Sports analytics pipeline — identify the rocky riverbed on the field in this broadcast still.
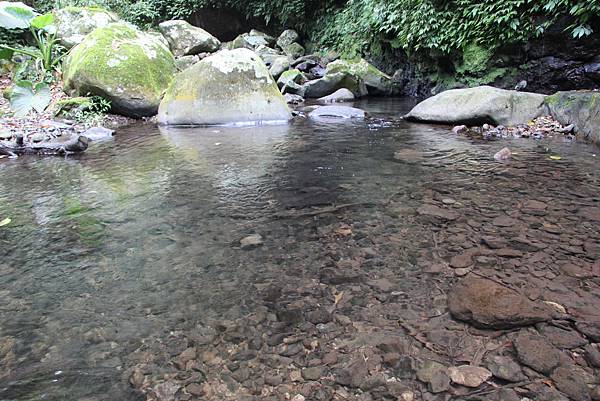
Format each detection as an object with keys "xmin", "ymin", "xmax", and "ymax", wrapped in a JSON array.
[{"xmin": 3, "ymin": 100, "xmax": 595, "ymax": 401}]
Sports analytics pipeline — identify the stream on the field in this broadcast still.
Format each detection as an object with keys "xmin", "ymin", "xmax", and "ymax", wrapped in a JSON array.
[{"xmin": 1, "ymin": 99, "xmax": 599, "ymax": 401}]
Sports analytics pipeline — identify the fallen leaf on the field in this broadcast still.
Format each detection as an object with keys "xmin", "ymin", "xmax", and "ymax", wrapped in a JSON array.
[
  {"xmin": 334, "ymin": 291, "xmax": 344, "ymax": 306},
  {"xmin": 334, "ymin": 225, "xmax": 353, "ymax": 236},
  {"xmin": 0, "ymin": 218, "xmax": 11, "ymax": 227},
  {"xmin": 550, "ymin": 155, "xmax": 562, "ymax": 160}
]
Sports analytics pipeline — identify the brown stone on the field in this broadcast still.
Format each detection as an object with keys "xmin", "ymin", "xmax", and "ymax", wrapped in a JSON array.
[
  {"xmin": 514, "ymin": 332, "xmax": 562, "ymax": 374},
  {"xmin": 417, "ymin": 204, "xmax": 460, "ymax": 221},
  {"xmin": 448, "ymin": 277, "xmax": 552, "ymax": 329}
]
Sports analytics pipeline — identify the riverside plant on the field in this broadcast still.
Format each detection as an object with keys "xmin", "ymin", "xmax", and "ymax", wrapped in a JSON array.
[{"xmin": 0, "ymin": 2, "xmax": 64, "ymax": 73}]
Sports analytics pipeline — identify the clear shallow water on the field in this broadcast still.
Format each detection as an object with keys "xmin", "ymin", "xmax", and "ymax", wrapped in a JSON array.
[{"xmin": 0, "ymin": 98, "xmax": 599, "ymax": 400}]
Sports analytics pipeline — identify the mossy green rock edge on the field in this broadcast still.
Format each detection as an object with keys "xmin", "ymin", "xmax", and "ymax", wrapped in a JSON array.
[
  {"xmin": 63, "ymin": 22, "xmax": 176, "ymax": 118},
  {"xmin": 326, "ymin": 59, "xmax": 393, "ymax": 96},
  {"xmin": 545, "ymin": 91, "xmax": 600, "ymax": 144},
  {"xmin": 158, "ymin": 48, "xmax": 291, "ymax": 126}
]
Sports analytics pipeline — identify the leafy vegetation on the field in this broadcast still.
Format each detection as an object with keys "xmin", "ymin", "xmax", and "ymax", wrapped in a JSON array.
[
  {"xmin": 8, "ymin": 79, "xmax": 51, "ymax": 117},
  {"xmin": 0, "ymin": 2, "xmax": 64, "ymax": 73}
]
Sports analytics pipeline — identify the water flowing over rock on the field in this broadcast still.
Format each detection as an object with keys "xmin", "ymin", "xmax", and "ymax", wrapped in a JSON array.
[
  {"xmin": 158, "ymin": 48, "xmax": 291, "ymax": 126},
  {"xmin": 63, "ymin": 22, "xmax": 176, "ymax": 118},
  {"xmin": 326, "ymin": 59, "xmax": 393, "ymax": 96},
  {"xmin": 54, "ymin": 7, "xmax": 119, "ymax": 49},
  {"xmin": 158, "ymin": 20, "xmax": 220, "ymax": 56},
  {"xmin": 545, "ymin": 91, "xmax": 600, "ymax": 144},
  {"xmin": 404, "ymin": 86, "xmax": 548, "ymax": 126},
  {"xmin": 447, "ymin": 277, "xmax": 553, "ymax": 329}
]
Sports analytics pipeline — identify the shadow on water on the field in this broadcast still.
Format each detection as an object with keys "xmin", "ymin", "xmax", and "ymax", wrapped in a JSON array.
[{"xmin": 0, "ymin": 98, "xmax": 599, "ymax": 400}]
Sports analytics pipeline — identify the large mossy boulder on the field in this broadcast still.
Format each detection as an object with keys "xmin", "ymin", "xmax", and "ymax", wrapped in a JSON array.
[
  {"xmin": 158, "ymin": 48, "xmax": 291, "ymax": 126},
  {"xmin": 158, "ymin": 20, "xmax": 220, "ymax": 56},
  {"xmin": 545, "ymin": 91, "xmax": 600, "ymax": 144},
  {"xmin": 63, "ymin": 22, "xmax": 176, "ymax": 118},
  {"xmin": 404, "ymin": 86, "xmax": 548, "ymax": 126},
  {"xmin": 326, "ymin": 59, "xmax": 393, "ymax": 96},
  {"xmin": 54, "ymin": 6, "xmax": 119, "ymax": 49}
]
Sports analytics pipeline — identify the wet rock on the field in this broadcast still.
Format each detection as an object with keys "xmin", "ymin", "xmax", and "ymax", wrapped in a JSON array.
[
  {"xmin": 494, "ymin": 147, "xmax": 512, "ymax": 161},
  {"xmin": 429, "ymin": 370, "xmax": 451, "ymax": 393},
  {"xmin": 551, "ymin": 366, "xmax": 591, "ymax": 401},
  {"xmin": 539, "ymin": 324, "xmax": 588, "ymax": 349},
  {"xmin": 584, "ymin": 344, "xmax": 600, "ymax": 368},
  {"xmin": 485, "ymin": 355, "xmax": 527, "ymax": 382},
  {"xmin": 448, "ymin": 277, "xmax": 552, "ymax": 329},
  {"xmin": 82, "ymin": 126, "xmax": 114, "ymax": 141},
  {"xmin": 284, "ymin": 93, "xmax": 304, "ymax": 105},
  {"xmin": 447, "ymin": 365, "xmax": 492, "ymax": 388},
  {"xmin": 452, "ymin": 125, "xmax": 468, "ymax": 134},
  {"xmin": 316, "ymin": 88, "xmax": 355, "ymax": 104},
  {"xmin": 334, "ymin": 359, "xmax": 368, "ymax": 388},
  {"xmin": 514, "ymin": 331, "xmax": 562, "ymax": 374},
  {"xmin": 417, "ymin": 204, "xmax": 459, "ymax": 221},
  {"xmin": 306, "ymin": 308, "xmax": 332, "ymax": 325},
  {"xmin": 302, "ymin": 366, "xmax": 324, "ymax": 381},
  {"xmin": 576, "ymin": 318, "xmax": 600, "ymax": 342},
  {"xmin": 240, "ymin": 234, "xmax": 263, "ymax": 250},
  {"xmin": 309, "ymin": 106, "xmax": 366, "ymax": 119}
]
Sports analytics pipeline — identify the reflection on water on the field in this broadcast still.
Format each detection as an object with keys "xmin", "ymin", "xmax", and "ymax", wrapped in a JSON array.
[{"xmin": 0, "ymin": 98, "xmax": 598, "ymax": 400}]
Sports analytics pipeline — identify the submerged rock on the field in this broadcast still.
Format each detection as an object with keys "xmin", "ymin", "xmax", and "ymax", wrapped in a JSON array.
[
  {"xmin": 448, "ymin": 277, "xmax": 553, "ymax": 329},
  {"xmin": 54, "ymin": 6, "xmax": 119, "ymax": 49},
  {"xmin": 404, "ymin": 86, "xmax": 548, "ymax": 126},
  {"xmin": 158, "ymin": 20, "xmax": 220, "ymax": 56},
  {"xmin": 158, "ymin": 48, "xmax": 291, "ymax": 126},
  {"xmin": 63, "ymin": 22, "xmax": 176, "ymax": 118}
]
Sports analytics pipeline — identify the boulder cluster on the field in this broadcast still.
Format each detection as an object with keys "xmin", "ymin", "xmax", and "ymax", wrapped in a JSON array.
[{"xmin": 56, "ymin": 9, "xmax": 393, "ymax": 126}]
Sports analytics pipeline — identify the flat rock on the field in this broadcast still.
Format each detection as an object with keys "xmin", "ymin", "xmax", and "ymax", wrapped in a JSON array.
[
  {"xmin": 485, "ymin": 355, "xmax": 527, "ymax": 382},
  {"xmin": 576, "ymin": 318, "xmax": 600, "ymax": 342},
  {"xmin": 514, "ymin": 331, "xmax": 562, "ymax": 374},
  {"xmin": 82, "ymin": 126, "xmax": 115, "ymax": 141},
  {"xmin": 539, "ymin": 325, "xmax": 588, "ymax": 349},
  {"xmin": 448, "ymin": 277, "xmax": 553, "ymax": 329},
  {"xmin": 240, "ymin": 234, "xmax": 263, "ymax": 249},
  {"xmin": 491, "ymin": 215, "xmax": 519, "ymax": 227},
  {"xmin": 447, "ymin": 365, "xmax": 492, "ymax": 388},
  {"xmin": 551, "ymin": 366, "xmax": 591, "ymax": 401},
  {"xmin": 309, "ymin": 105, "xmax": 365, "ymax": 119},
  {"xmin": 417, "ymin": 204, "xmax": 459, "ymax": 221}
]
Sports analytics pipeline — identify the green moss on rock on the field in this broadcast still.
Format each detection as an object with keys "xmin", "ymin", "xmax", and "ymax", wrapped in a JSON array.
[
  {"xmin": 63, "ymin": 22, "xmax": 176, "ymax": 118},
  {"xmin": 326, "ymin": 59, "xmax": 392, "ymax": 96}
]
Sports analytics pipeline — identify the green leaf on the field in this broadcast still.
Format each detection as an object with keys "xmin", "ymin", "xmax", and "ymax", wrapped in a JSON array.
[
  {"xmin": 9, "ymin": 80, "xmax": 51, "ymax": 117},
  {"xmin": 0, "ymin": 1, "xmax": 37, "ymax": 29},
  {"xmin": 30, "ymin": 13, "xmax": 53, "ymax": 30},
  {"xmin": 0, "ymin": 46, "xmax": 13, "ymax": 60}
]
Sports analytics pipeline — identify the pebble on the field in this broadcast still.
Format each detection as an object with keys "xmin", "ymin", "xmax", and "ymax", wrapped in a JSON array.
[
  {"xmin": 447, "ymin": 365, "xmax": 492, "ymax": 388},
  {"xmin": 494, "ymin": 147, "xmax": 512, "ymax": 161},
  {"xmin": 240, "ymin": 234, "xmax": 264, "ymax": 249}
]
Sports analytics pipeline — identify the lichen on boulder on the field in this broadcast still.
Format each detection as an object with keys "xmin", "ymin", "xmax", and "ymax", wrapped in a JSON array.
[
  {"xmin": 326, "ymin": 59, "xmax": 393, "ymax": 96},
  {"xmin": 158, "ymin": 48, "xmax": 291, "ymax": 126},
  {"xmin": 545, "ymin": 91, "xmax": 600, "ymax": 144},
  {"xmin": 158, "ymin": 20, "xmax": 220, "ymax": 56},
  {"xmin": 53, "ymin": 6, "xmax": 119, "ymax": 49},
  {"xmin": 404, "ymin": 86, "xmax": 548, "ymax": 126},
  {"xmin": 63, "ymin": 22, "xmax": 176, "ymax": 118}
]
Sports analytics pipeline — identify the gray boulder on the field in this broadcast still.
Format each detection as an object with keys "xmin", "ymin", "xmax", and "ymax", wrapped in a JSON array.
[
  {"xmin": 545, "ymin": 91, "xmax": 600, "ymax": 144},
  {"xmin": 317, "ymin": 88, "xmax": 355, "ymax": 104},
  {"xmin": 309, "ymin": 106, "xmax": 365, "ymax": 119},
  {"xmin": 404, "ymin": 86, "xmax": 548, "ymax": 126},
  {"xmin": 269, "ymin": 56, "xmax": 291, "ymax": 80},
  {"xmin": 175, "ymin": 55, "xmax": 200, "ymax": 71},
  {"xmin": 158, "ymin": 20, "xmax": 220, "ymax": 56},
  {"xmin": 277, "ymin": 29, "xmax": 299, "ymax": 48},
  {"xmin": 54, "ymin": 7, "xmax": 119, "ymax": 49},
  {"xmin": 281, "ymin": 42, "xmax": 305, "ymax": 59},
  {"xmin": 158, "ymin": 48, "xmax": 291, "ymax": 126},
  {"xmin": 326, "ymin": 59, "xmax": 393, "ymax": 96},
  {"xmin": 303, "ymin": 73, "xmax": 367, "ymax": 98},
  {"xmin": 255, "ymin": 45, "xmax": 284, "ymax": 65},
  {"xmin": 249, "ymin": 29, "xmax": 275, "ymax": 46}
]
